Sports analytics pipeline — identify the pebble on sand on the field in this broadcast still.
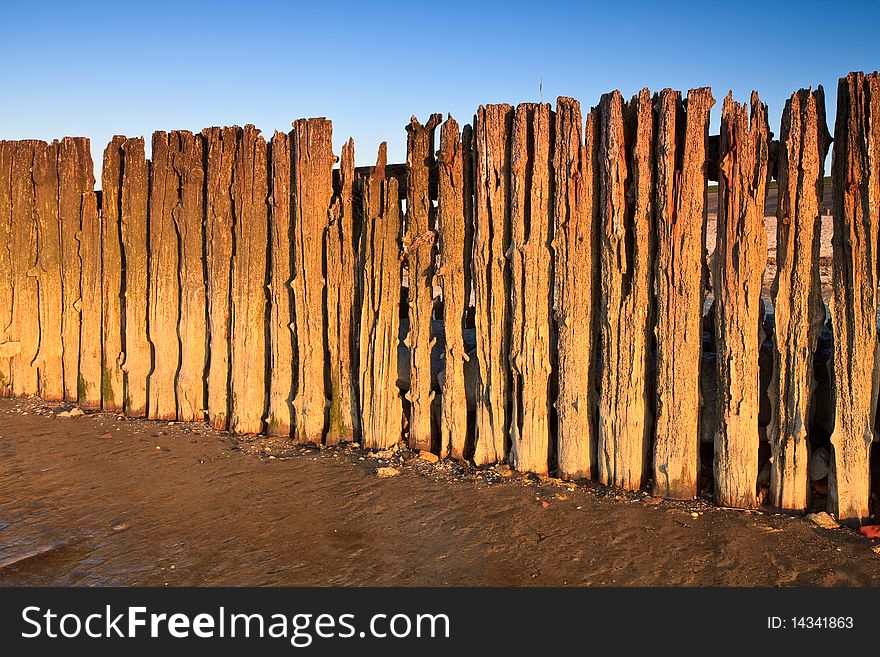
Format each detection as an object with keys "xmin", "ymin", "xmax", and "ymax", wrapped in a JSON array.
[
  {"xmin": 57, "ymin": 408, "xmax": 84, "ymax": 418},
  {"xmin": 807, "ymin": 512, "xmax": 839, "ymax": 530},
  {"xmin": 377, "ymin": 467, "xmax": 401, "ymax": 478}
]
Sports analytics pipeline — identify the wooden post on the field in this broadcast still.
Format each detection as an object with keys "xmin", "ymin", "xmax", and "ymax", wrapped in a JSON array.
[
  {"xmin": 120, "ymin": 137, "xmax": 151, "ymax": 417},
  {"xmin": 32, "ymin": 140, "xmax": 64, "ymax": 401},
  {"xmin": 291, "ymin": 118, "xmax": 333, "ymax": 443},
  {"xmin": 828, "ymin": 72, "xmax": 880, "ymax": 524},
  {"xmin": 174, "ymin": 131, "xmax": 206, "ymax": 422},
  {"xmin": 652, "ymin": 87, "xmax": 714, "ymax": 499},
  {"xmin": 404, "ymin": 114, "xmax": 442, "ymax": 453},
  {"xmin": 437, "ymin": 117, "xmax": 471, "ymax": 460},
  {"xmin": 100, "ymin": 136, "xmax": 125, "ymax": 411},
  {"xmin": 553, "ymin": 98, "xmax": 598, "ymax": 481},
  {"xmin": 268, "ymin": 130, "xmax": 294, "ymax": 436},
  {"xmin": 358, "ymin": 144, "xmax": 404, "ymax": 450},
  {"xmin": 0, "ymin": 141, "xmax": 13, "ymax": 396},
  {"xmin": 148, "ymin": 132, "xmax": 181, "ymax": 420},
  {"xmin": 597, "ymin": 90, "xmax": 654, "ymax": 491},
  {"xmin": 713, "ymin": 92, "xmax": 769, "ymax": 509},
  {"xmin": 509, "ymin": 103, "xmax": 553, "ymax": 475},
  {"xmin": 78, "ymin": 188, "xmax": 102, "ymax": 409},
  {"xmin": 230, "ymin": 125, "xmax": 268, "ymax": 435},
  {"xmin": 326, "ymin": 137, "xmax": 360, "ymax": 444},
  {"xmin": 9, "ymin": 141, "xmax": 40, "ymax": 397},
  {"xmin": 472, "ymin": 104, "xmax": 512, "ymax": 466},
  {"xmin": 58, "ymin": 137, "xmax": 90, "ymax": 402},
  {"xmin": 770, "ymin": 87, "xmax": 830, "ymax": 512},
  {"xmin": 203, "ymin": 126, "xmax": 239, "ymax": 431}
]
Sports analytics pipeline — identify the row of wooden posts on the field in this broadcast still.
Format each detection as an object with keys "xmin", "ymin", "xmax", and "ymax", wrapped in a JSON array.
[{"xmin": 0, "ymin": 72, "xmax": 878, "ymax": 524}]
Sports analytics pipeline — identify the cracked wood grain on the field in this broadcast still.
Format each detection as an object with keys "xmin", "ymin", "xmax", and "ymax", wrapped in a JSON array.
[
  {"xmin": 147, "ymin": 132, "xmax": 181, "ymax": 420},
  {"xmin": 713, "ymin": 91, "xmax": 769, "ymax": 509},
  {"xmin": 597, "ymin": 90, "xmax": 654, "ymax": 491},
  {"xmin": 653, "ymin": 87, "xmax": 714, "ymax": 500},
  {"xmin": 291, "ymin": 118, "xmax": 332, "ymax": 444},
  {"xmin": 326, "ymin": 137, "xmax": 359, "ymax": 445},
  {"xmin": 828, "ymin": 72, "xmax": 880, "ymax": 524},
  {"xmin": 230, "ymin": 125, "xmax": 268, "ymax": 435},
  {"xmin": 472, "ymin": 104, "xmax": 512, "ymax": 466},
  {"xmin": 9, "ymin": 141, "xmax": 40, "ymax": 397},
  {"xmin": 120, "ymin": 137, "xmax": 151, "ymax": 417},
  {"xmin": 404, "ymin": 114, "xmax": 441, "ymax": 453},
  {"xmin": 268, "ymin": 130, "xmax": 294, "ymax": 436},
  {"xmin": 32, "ymin": 140, "xmax": 63, "ymax": 401},
  {"xmin": 358, "ymin": 144, "xmax": 404, "ymax": 450},
  {"xmin": 770, "ymin": 87, "xmax": 830, "ymax": 512},
  {"xmin": 100, "ymin": 136, "xmax": 125, "ymax": 410},
  {"xmin": 509, "ymin": 102, "xmax": 553, "ymax": 475},
  {"xmin": 437, "ymin": 117, "xmax": 471, "ymax": 460},
  {"xmin": 0, "ymin": 141, "xmax": 13, "ymax": 396},
  {"xmin": 203, "ymin": 126, "xmax": 239, "ymax": 431},
  {"xmin": 174, "ymin": 131, "xmax": 206, "ymax": 422}
]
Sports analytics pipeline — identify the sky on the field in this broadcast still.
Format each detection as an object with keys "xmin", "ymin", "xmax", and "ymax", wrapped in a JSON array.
[{"xmin": 1, "ymin": 0, "xmax": 878, "ymax": 181}]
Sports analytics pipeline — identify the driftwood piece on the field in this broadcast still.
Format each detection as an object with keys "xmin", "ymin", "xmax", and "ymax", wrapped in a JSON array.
[
  {"xmin": 291, "ymin": 118, "xmax": 332, "ymax": 443},
  {"xmin": 326, "ymin": 137, "xmax": 360, "ymax": 444},
  {"xmin": 203, "ymin": 126, "xmax": 239, "ymax": 430},
  {"xmin": 404, "ymin": 114, "xmax": 442, "ymax": 452},
  {"xmin": 147, "ymin": 132, "xmax": 181, "ymax": 420},
  {"xmin": 553, "ymin": 98, "xmax": 597, "ymax": 480},
  {"xmin": 652, "ymin": 88, "xmax": 714, "ymax": 499},
  {"xmin": 509, "ymin": 103, "xmax": 553, "ymax": 475},
  {"xmin": 437, "ymin": 117, "xmax": 470, "ymax": 459},
  {"xmin": 32, "ymin": 140, "xmax": 63, "ymax": 401},
  {"xmin": 78, "ymin": 188, "xmax": 102, "ymax": 409},
  {"xmin": 0, "ymin": 142, "xmax": 12, "ymax": 396},
  {"xmin": 770, "ymin": 87, "xmax": 830, "ymax": 512},
  {"xmin": 9, "ymin": 141, "xmax": 40, "ymax": 396},
  {"xmin": 597, "ymin": 90, "xmax": 654, "ymax": 490},
  {"xmin": 174, "ymin": 131, "xmax": 206, "ymax": 422},
  {"xmin": 100, "ymin": 137, "xmax": 125, "ymax": 410},
  {"xmin": 358, "ymin": 144, "xmax": 403, "ymax": 450},
  {"xmin": 119, "ymin": 138, "xmax": 150, "ymax": 417},
  {"xmin": 472, "ymin": 104, "xmax": 512, "ymax": 465},
  {"xmin": 713, "ymin": 92, "xmax": 769, "ymax": 509},
  {"xmin": 58, "ymin": 137, "xmax": 90, "ymax": 402},
  {"xmin": 230, "ymin": 125, "xmax": 268, "ymax": 435},
  {"xmin": 829, "ymin": 72, "xmax": 880, "ymax": 524},
  {"xmin": 267, "ymin": 130, "xmax": 294, "ymax": 436}
]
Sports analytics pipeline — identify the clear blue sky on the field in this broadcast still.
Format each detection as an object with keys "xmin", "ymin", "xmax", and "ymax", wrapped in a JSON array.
[{"xmin": 2, "ymin": 0, "xmax": 877, "ymax": 180}]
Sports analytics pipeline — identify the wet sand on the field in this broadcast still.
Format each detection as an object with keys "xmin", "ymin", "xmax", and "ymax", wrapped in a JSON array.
[{"xmin": 1, "ymin": 397, "xmax": 878, "ymax": 586}]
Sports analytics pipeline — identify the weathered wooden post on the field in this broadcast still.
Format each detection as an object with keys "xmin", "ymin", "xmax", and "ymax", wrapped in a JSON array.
[
  {"xmin": 9, "ymin": 141, "xmax": 40, "ymax": 397},
  {"xmin": 359, "ymin": 144, "xmax": 404, "ymax": 450},
  {"xmin": 0, "ymin": 142, "xmax": 13, "ymax": 396},
  {"xmin": 509, "ymin": 102, "xmax": 553, "ymax": 475},
  {"xmin": 120, "ymin": 138, "xmax": 150, "ymax": 417},
  {"xmin": 230, "ymin": 125, "xmax": 268, "ymax": 435},
  {"xmin": 652, "ymin": 87, "xmax": 714, "ymax": 499},
  {"xmin": 597, "ymin": 90, "xmax": 654, "ymax": 491},
  {"xmin": 267, "ymin": 130, "xmax": 294, "ymax": 436},
  {"xmin": 101, "ymin": 136, "xmax": 126, "ymax": 411},
  {"xmin": 770, "ymin": 87, "xmax": 830, "ymax": 512},
  {"xmin": 203, "ymin": 126, "xmax": 239, "ymax": 431},
  {"xmin": 291, "ymin": 118, "xmax": 333, "ymax": 444},
  {"xmin": 32, "ymin": 140, "xmax": 63, "ymax": 401},
  {"xmin": 174, "ymin": 131, "xmax": 206, "ymax": 423},
  {"xmin": 78, "ymin": 187, "xmax": 102, "ymax": 409},
  {"xmin": 326, "ymin": 138, "xmax": 360, "ymax": 444},
  {"xmin": 553, "ymin": 98, "xmax": 598, "ymax": 481},
  {"xmin": 59, "ymin": 137, "xmax": 91, "ymax": 403},
  {"xmin": 828, "ymin": 72, "xmax": 880, "ymax": 524},
  {"xmin": 713, "ymin": 92, "xmax": 769, "ymax": 509},
  {"xmin": 404, "ymin": 114, "xmax": 442, "ymax": 453},
  {"xmin": 148, "ymin": 132, "xmax": 182, "ymax": 420},
  {"xmin": 472, "ymin": 104, "xmax": 512, "ymax": 466},
  {"xmin": 437, "ymin": 117, "xmax": 471, "ymax": 460}
]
